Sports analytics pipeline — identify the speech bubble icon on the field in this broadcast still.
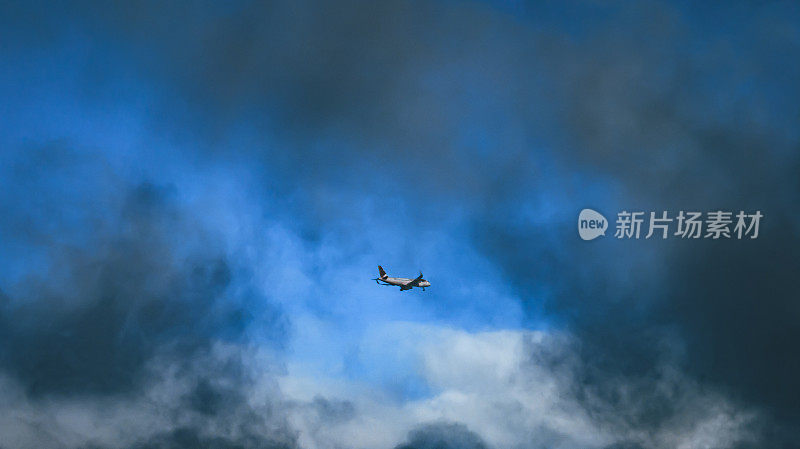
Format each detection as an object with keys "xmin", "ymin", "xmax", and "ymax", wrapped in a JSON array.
[{"xmin": 578, "ymin": 209, "xmax": 608, "ymax": 240}]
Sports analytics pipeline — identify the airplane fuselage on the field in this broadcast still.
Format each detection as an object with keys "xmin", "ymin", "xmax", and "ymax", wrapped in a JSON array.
[{"xmin": 381, "ymin": 277, "xmax": 432, "ymax": 289}]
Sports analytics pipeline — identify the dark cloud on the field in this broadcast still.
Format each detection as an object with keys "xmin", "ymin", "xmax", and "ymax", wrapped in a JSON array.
[
  {"xmin": 129, "ymin": 354, "xmax": 298, "ymax": 449},
  {"xmin": 602, "ymin": 443, "xmax": 645, "ymax": 449},
  {"xmin": 481, "ymin": 14, "xmax": 799, "ymax": 442},
  {"xmin": 665, "ymin": 230, "xmax": 800, "ymax": 436},
  {"xmin": 0, "ymin": 169, "xmax": 284, "ymax": 396},
  {"xmin": 395, "ymin": 422, "xmax": 488, "ymax": 449},
  {"xmin": 0, "ymin": 146, "xmax": 293, "ymax": 447},
  {"xmin": 469, "ymin": 5, "xmax": 800, "ymax": 445},
  {"xmin": 131, "ymin": 427, "xmax": 295, "ymax": 449},
  {"xmin": 306, "ymin": 396, "xmax": 356, "ymax": 424}
]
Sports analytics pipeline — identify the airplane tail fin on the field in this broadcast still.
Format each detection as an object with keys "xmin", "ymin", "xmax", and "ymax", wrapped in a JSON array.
[{"xmin": 378, "ymin": 265, "xmax": 388, "ymax": 279}]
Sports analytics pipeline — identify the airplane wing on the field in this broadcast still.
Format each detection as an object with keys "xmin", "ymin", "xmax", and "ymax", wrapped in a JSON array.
[{"xmin": 405, "ymin": 272, "xmax": 424, "ymax": 287}]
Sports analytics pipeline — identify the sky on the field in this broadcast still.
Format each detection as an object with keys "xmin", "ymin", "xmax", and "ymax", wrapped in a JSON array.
[{"xmin": 1, "ymin": 1, "xmax": 799, "ymax": 448}]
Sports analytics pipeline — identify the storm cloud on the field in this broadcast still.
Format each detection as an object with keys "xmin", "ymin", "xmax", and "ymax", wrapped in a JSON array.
[
  {"xmin": 395, "ymin": 422, "xmax": 489, "ymax": 449},
  {"xmin": 0, "ymin": 147, "xmax": 294, "ymax": 448}
]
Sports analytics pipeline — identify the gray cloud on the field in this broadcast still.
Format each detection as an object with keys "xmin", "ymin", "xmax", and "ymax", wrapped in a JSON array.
[
  {"xmin": 0, "ymin": 344, "xmax": 298, "ymax": 449},
  {"xmin": 0, "ymin": 146, "xmax": 293, "ymax": 448},
  {"xmin": 395, "ymin": 422, "xmax": 488, "ymax": 449},
  {"xmin": 0, "ymin": 157, "xmax": 284, "ymax": 396}
]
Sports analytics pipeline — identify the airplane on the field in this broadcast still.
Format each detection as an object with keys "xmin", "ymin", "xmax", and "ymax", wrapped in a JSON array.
[{"xmin": 373, "ymin": 265, "xmax": 430, "ymax": 291}]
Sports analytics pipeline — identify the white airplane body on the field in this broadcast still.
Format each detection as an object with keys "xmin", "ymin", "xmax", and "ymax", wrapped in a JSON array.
[{"xmin": 373, "ymin": 265, "xmax": 430, "ymax": 291}]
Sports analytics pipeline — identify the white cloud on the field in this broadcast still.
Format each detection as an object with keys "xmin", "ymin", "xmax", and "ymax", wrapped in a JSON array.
[{"xmin": 281, "ymin": 323, "xmax": 757, "ymax": 449}]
